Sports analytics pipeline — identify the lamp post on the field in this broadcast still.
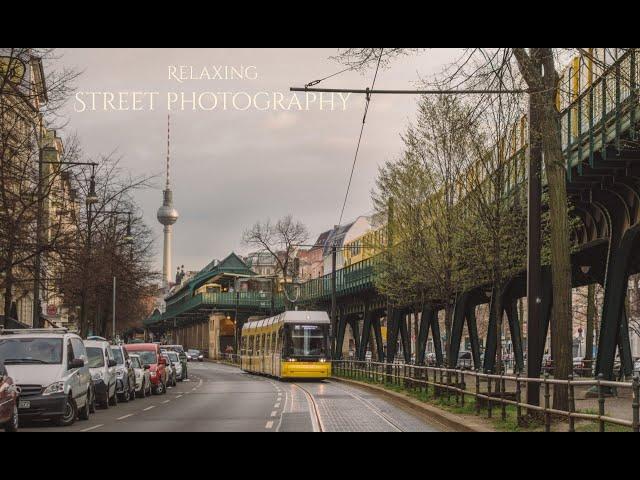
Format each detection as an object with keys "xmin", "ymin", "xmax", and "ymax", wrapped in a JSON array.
[{"xmin": 104, "ymin": 211, "xmax": 134, "ymax": 340}]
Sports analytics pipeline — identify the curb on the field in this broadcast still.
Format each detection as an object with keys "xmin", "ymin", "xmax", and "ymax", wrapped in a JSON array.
[{"xmin": 331, "ymin": 376, "xmax": 494, "ymax": 433}]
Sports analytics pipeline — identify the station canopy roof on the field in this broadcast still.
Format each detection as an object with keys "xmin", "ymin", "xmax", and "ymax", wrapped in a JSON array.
[{"xmin": 165, "ymin": 252, "xmax": 257, "ymax": 303}]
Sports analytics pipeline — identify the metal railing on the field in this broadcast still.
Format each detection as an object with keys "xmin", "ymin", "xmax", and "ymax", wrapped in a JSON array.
[
  {"xmin": 333, "ymin": 359, "xmax": 640, "ymax": 432},
  {"xmin": 213, "ymin": 353, "xmax": 241, "ymax": 366}
]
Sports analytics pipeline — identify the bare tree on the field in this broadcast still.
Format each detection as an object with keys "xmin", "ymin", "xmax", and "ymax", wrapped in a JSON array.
[
  {"xmin": 0, "ymin": 48, "xmax": 79, "ymax": 326},
  {"xmin": 56, "ymin": 155, "xmax": 158, "ymax": 337},
  {"xmin": 242, "ymin": 215, "xmax": 309, "ymax": 305},
  {"xmin": 334, "ymin": 47, "xmax": 589, "ymax": 410}
]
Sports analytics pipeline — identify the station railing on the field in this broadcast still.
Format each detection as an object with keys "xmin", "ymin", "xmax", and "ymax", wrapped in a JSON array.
[{"xmin": 333, "ymin": 359, "xmax": 640, "ymax": 432}]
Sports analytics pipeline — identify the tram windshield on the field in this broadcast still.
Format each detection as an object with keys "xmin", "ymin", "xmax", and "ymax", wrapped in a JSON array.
[{"xmin": 285, "ymin": 324, "xmax": 328, "ymax": 358}]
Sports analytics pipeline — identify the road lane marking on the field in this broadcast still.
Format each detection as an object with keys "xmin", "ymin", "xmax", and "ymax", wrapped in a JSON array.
[
  {"xmin": 265, "ymin": 421, "xmax": 274, "ymax": 429},
  {"xmin": 117, "ymin": 414, "xmax": 134, "ymax": 421},
  {"xmin": 176, "ymin": 395, "xmax": 183, "ymax": 398},
  {"xmin": 81, "ymin": 424, "xmax": 103, "ymax": 432},
  {"xmin": 143, "ymin": 406, "xmax": 156, "ymax": 411},
  {"xmin": 162, "ymin": 400, "xmax": 171, "ymax": 404},
  {"xmin": 271, "ymin": 410, "xmax": 277, "ymax": 417},
  {"xmin": 274, "ymin": 402, "xmax": 281, "ymax": 408}
]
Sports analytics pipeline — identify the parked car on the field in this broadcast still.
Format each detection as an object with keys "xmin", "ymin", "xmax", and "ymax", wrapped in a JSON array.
[
  {"xmin": 187, "ymin": 349, "xmax": 204, "ymax": 362},
  {"xmin": 129, "ymin": 354, "xmax": 152, "ymax": 398},
  {"xmin": 111, "ymin": 344, "xmax": 136, "ymax": 402},
  {"xmin": 165, "ymin": 351, "xmax": 184, "ymax": 381},
  {"xmin": 0, "ymin": 328, "xmax": 93, "ymax": 427},
  {"xmin": 162, "ymin": 345, "xmax": 188, "ymax": 379},
  {"xmin": 125, "ymin": 343, "xmax": 168, "ymax": 395},
  {"xmin": 85, "ymin": 339, "xmax": 118, "ymax": 409},
  {"xmin": 634, "ymin": 358, "xmax": 640, "ymax": 374},
  {"xmin": 0, "ymin": 362, "xmax": 19, "ymax": 432},
  {"xmin": 457, "ymin": 351, "xmax": 474, "ymax": 370},
  {"xmin": 162, "ymin": 353, "xmax": 177, "ymax": 387}
]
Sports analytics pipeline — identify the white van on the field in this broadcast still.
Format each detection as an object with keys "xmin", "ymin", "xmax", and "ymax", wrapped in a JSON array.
[
  {"xmin": 84, "ymin": 339, "xmax": 118, "ymax": 408},
  {"xmin": 0, "ymin": 328, "xmax": 94, "ymax": 427}
]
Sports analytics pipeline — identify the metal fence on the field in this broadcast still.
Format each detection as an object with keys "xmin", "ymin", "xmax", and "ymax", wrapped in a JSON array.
[
  {"xmin": 333, "ymin": 359, "xmax": 640, "ymax": 432},
  {"xmin": 213, "ymin": 353, "xmax": 241, "ymax": 366}
]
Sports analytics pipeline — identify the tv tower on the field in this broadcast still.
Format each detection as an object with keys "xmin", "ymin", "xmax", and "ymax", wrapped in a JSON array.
[{"xmin": 157, "ymin": 114, "xmax": 179, "ymax": 290}]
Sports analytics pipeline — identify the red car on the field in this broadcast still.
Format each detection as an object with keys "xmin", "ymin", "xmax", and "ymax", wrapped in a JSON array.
[
  {"xmin": 0, "ymin": 363, "xmax": 19, "ymax": 432},
  {"xmin": 124, "ymin": 344, "xmax": 168, "ymax": 395}
]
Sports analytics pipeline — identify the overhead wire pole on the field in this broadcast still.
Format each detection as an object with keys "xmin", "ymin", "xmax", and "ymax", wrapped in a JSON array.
[{"xmin": 330, "ymin": 49, "xmax": 384, "ymax": 358}]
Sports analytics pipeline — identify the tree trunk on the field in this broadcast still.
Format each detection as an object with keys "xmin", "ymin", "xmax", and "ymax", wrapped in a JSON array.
[
  {"xmin": 539, "ymin": 97, "xmax": 573, "ymax": 411},
  {"xmin": 514, "ymin": 47, "xmax": 574, "ymax": 411},
  {"xmin": 493, "ymin": 286, "xmax": 504, "ymax": 379},
  {"xmin": 444, "ymin": 303, "xmax": 453, "ymax": 364},
  {"xmin": 3, "ymin": 277, "xmax": 13, "ymax": 327}
]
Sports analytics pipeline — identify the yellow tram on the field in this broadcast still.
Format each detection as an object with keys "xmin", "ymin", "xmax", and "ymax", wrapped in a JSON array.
[{"xmin": 240, "ymin": 311, "xmax": 331, "ymax": 380}]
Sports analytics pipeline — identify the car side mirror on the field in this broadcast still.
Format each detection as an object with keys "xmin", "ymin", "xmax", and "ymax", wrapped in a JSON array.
[
  {"xmin": 69, "ymin": 358, "xmax": 85, "ymax": 369},
  {"xmin": 144, "ymin": 365, "xmax": 151, "ymax": 370},
  {"xmin": 108, "ymin": 359, "xmax": 117, "ymax": 368}
]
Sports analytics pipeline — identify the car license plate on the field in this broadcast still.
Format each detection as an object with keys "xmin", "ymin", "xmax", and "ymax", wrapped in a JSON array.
[{"xmin": 19, "ymin": 400, "xmax": 30, "ymax": 409}]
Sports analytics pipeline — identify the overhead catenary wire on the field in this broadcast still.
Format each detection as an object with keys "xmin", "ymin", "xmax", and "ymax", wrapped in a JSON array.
[{"xmin": 337, "ymin": 48, "xmax": 384, "ymax": 228}]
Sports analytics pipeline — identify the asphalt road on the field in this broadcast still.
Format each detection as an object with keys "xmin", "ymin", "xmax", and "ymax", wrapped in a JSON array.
[{"xmin": 18, "ymin": 362, "xmax": 443, "ymax": 432}]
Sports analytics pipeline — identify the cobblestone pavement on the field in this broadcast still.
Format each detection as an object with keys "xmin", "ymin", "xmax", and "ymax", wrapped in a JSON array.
[{"xmin": 278, "ymin": 380, "xmax": 442, "ymax": 432}]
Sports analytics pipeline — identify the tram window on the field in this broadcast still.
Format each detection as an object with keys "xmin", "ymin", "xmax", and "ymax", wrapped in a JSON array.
[
  {"xmin": 271, "ymin": 333, "xmax": 276, "ymax": 353},
  {"xmin": 286, "ymin": 324, "xmax": 328, "ymax": 357}
]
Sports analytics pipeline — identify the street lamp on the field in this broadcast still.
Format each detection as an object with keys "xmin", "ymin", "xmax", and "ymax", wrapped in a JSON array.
[
  {"xmin": 86, "ymin": 174, "xmax": 99, "ymax": 206},
  {"xmin": 123, "ymin": 213, "xmax": 134, "ymax": 245}
]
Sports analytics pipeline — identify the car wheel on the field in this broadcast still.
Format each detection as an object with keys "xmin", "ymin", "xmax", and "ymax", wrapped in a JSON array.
[
  {"xmin": 89, "ymin": 387, "xmax": 97, "ymax": 414},
  {"xmin": 4, "ymin": 404, "xmax": 18, "ymax": 432},
  {"xmin": 78, "ymin": 395, "xmax": 90, "ymax": 421},
  {"xmin": 154, "ymin": 382, "xmax": 165, "ymax": 395},
  {"xmin": 121, "ymin": 388, "xmax": 130, "ymax": 403},
  {"xmin": 56, "ymin": 396, "xmax": 77, "ymax": 427}
]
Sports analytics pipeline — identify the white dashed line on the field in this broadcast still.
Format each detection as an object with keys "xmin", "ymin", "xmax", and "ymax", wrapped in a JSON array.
[
  {"xmin": 265, "ymin": 421, "xmax": 274, "ymax": 429},
  {"xmin": 274, "ymin": 403, "xmax": 281, "ymax": 409},
  {"xmin": 143, "ymin": 406, "xmax": 156, "ymax": 411},
  {"xmin": 117, "ymin": 414, "xmax": 134, "ymax": 420},
  {"xmin": 176, "ymin": 395, "xmax": 183, "ymax": 398},
  {"xmin": 271, "ymin": 410, "xmax": 278, "ymax": 417},
  {"xmin": 81, "ymin": 424, "xmax": 103, "ymax": 432},
  {"xmin": 162, "ymin": 400, "xmax": 171, "ymax": 404}
]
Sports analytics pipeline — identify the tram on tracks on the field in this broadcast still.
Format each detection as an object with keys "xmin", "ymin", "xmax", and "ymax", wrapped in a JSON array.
[{"xmin": 240, "ymin": 311, "xmax": 331, "ymax": 380}]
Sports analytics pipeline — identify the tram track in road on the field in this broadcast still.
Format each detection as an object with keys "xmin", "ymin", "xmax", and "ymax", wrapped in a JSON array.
[
  {"xmin": 291, "ymin": 382, "xmax": 325, "ymax": 432},
  {"xmin": 291, "ymin": 380, "xmax": 407, "ymax": 432},
  {"xmin": 325, "ymin": 381, "xmax": 405, "ymax": 432}
]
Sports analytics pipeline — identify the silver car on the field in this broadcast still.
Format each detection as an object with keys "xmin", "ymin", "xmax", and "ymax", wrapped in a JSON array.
[
  {"xmin": 0, "ymin": 329, "xmax": 94, "ymax": 427},
  {"xmin": 85, "ymin": 340, "xmax": 118, "ymax": 409},
  {"xmin": 129, "ymin": 354, "xmax": 152, "ymax": 398},
  {"xmin": 161, "ymin": 353, "xmax": 177, "ymax": 387},
  {"xmin": 166, "ymin": 351, "xmax": 184, "ymax": 381}
]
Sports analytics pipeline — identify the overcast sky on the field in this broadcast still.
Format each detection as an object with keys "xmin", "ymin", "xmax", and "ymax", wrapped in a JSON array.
[{"xmin": 52, "ymin": 48, "xmax": 460, "ymax": 274}]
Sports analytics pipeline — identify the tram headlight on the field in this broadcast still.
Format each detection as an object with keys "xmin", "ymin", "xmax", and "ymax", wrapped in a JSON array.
[
  {"xmin": 286, "ymin": 358, "xmax": 297, "ymax": 362},
  {"xmin": 319, "ymin": 358, "xmax": 327, "ymax": 363}
]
